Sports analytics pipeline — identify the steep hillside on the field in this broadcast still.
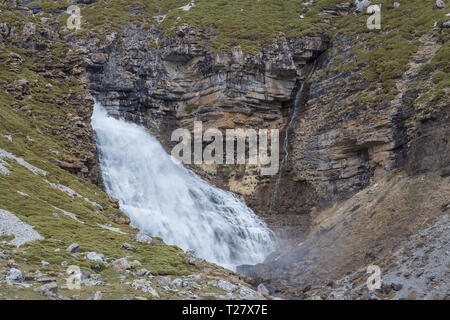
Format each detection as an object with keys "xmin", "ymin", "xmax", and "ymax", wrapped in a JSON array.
[
  {"xmin": 0, "ymin": 0, "xmax": 267, "ymax": 300},
  {"xmin": 0, "ymin": 0, "xmax": 449, "ymax": 300}
]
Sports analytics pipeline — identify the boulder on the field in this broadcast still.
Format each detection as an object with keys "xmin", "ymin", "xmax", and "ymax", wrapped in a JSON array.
[
  {"xmin": 28, "ymin": 4, "xmax": 42, "ymax": 14},
  {"xmin": 172, "ymin": 278, "xmax": 183, "ymax": 287},
  {"xmin": 35, "ymin": 283, "xmax": 58, "ymax": 296},
  {"xmin": 90, "ymin": 53, "xmax": 107, "ymax": 64},
  {"xmin": 257, "ymin": 283, "xmax": 269, "ymax": 295},
  {"xmin": 135, "ymin": 232, "xmax": 152, "ymax": 244},
  {"xmin": 120, "ymin": 242, "xmax": 135, "ymax": 251},
  {"xmin": 88, "ymin": 291, "xmax": 103, "ymax": 300},
  {"xmin": 36, "ymin": 277, "xmax": 57, "ymax": 283},
  {"xmin": 66, "ymin": 243, "xmax": 80, "ymax": 253},
  {"xmin": 239, "ymin": 285, "xmax": 264, "ymax": 300},
  {"xmin": 354, "ymin": 0, "xmax": 371, "ymax": 12},
  {"xmin": 112, "ymin": 258, "xmax": 141, "ymax": 272},
  {"xmin": 22, "ymin": 22, "xmax": 35, "ymax": 39},
  {"xmin": 77, "ymin": 0, "xmax": 99, "ymax": 4},
  {"xmin": 157, "ymin": 276, "xmax": 172, "ymax": 287},
  {"xmin": 6, "ymin": 268, "xmax": 22, "ymax": 284},
  {"xmin": 215, "ymin": 280, "xmax": 236, "ymax": 293},
  {"xmin": 136, "ymin": 269, "xmax": 149, "ymax": 276},
  {"xmin": 86, "ymin": 252, "xmax": 104, "ymax": 262},
  {"xmin": 132, "ymin": 279, "xmax": 159, "ymax": 297}
]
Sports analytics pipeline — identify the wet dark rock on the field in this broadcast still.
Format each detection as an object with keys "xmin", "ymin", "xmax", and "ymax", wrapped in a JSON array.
[
  {"xmin": 66, "ymin": 243, "xmax": 80, "ymax": 253},
  {"xmin": 302, "ymin": 285, "xmax": 311, "ymax": 293},
  {"xmin": 391, "ymin": 283, "xmax": 403, "ymax": 291},
  {"xmin": 377, "ymin": 283, "xmax": 392, "ymax": 295},
  {"xmin": 440, "ymin": 167, "xmax": 450, "ymax": 177},
  {"xmin": 28, "ymin": 4, "xmax": 42, "ymax": 14}
]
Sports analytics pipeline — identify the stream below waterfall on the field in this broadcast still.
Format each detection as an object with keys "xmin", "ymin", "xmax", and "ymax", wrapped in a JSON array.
[{"xmin": 91, "ymin": 102, "xmax": 276, "ymax": 270}]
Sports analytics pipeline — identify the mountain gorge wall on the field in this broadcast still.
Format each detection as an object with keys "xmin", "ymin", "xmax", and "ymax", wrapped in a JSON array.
[
  {"xmin": 278, "ymin": 30, "xmax": 449, "ymax": 215},
  {"xmin": 4, "ymin": 0, "xmax": 447, "ymax": 235},
  {"xmin": 80, "ymin": 23, "xmax": 329, "ymax": 223},
  {"xmin": 80, "ymin": 21, "xmax": 449, "ymax": 236}
]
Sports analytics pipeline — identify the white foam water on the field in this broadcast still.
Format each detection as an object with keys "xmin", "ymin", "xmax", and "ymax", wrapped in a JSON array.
[{"xmin": 91, "ymin": 102, "xmax": 275, "ymax": 270}]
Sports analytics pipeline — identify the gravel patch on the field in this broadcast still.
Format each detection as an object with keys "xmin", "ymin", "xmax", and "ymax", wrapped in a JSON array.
[
  {"xmin": 52, "ymin": 206, "xmax": 84, "ymax": 224},
  {"xmin": 45, "ymin": 180, "xmax": 81, "ymax": 198},
  {"xmin": 325, "ymin": 214, "xmax": 449, "ymax": 300},
  {"xmin": 97, "ymin": 223, "xmax": 126, "ymax": 234},
  {"xmin": 0, "ymin": 159, "xmax": 10, "ymax": 175},
  {"xmin": 0, "ymin": 209, "xmax": 44, "ymax": 246},
  {"xmin": 380, "ymin": 214, "xmax": 449, "ymax": 299},
  {"xmin": 0, "ymin": 148, "xmax": 48, "ymax": 176}
]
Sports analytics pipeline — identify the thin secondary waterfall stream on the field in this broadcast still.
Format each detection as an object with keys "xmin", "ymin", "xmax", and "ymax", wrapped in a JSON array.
[
  {"xmin": 269, "ymin": 63, "xmax": 317, "ymax": 212},
  {"xmin": 91, "ymin": 102, "xmax": 275, "ymax": 270}
]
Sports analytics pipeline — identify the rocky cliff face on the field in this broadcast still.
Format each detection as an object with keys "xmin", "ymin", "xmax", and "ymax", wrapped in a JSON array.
[
  {"xmin": 81, "ymin": 19, "xmax": 449, "ymax": 238},
  {"xmin": 80, "ymin": 23, "xmax": 329, "ymax": 220},
  {"xmin": 276, "ymin": 30, "xmax": 449, "ymax": 216},
  {"xmin": 5, "ymin": 0, "xmax": 446, "ymax": 229},
  {"xmin": 0, "ymin": 2, "xmax": 270, "ymax": 301},
  {"xmin": 1, "ymin": 0, "xmax": 449, "ymax": 300},
  {"xmin": 0, "ymin": 10, "xmax": 101, "ymax": 185}
]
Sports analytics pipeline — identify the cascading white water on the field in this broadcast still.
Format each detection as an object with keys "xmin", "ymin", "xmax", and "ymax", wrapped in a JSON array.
[{"xmin": 91, "ymin": 102, "xmax": 275, "ymax": 270}]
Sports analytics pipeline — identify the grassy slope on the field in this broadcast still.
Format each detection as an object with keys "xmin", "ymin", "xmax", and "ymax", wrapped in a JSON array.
[
  {"xmin": 0, "ymin": 0, "xmax": 448, "ymax": 299},
  {"xmin": 0, "ymin": 50, "xmax": 202, "ymax": 298},
  {"xmin": 43, "ymin": 0, "xmax": 448, "ymax": 94},
  {"xmin": 23, "ymin": 0, "xmax": 448, "ymax": 95},
  {"xmin": 0, "ymin": 8, "xmax": 205, "ymax": 300}
]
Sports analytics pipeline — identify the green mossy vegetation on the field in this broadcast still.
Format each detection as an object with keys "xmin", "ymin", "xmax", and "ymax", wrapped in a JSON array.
[
  {"xmin": 0, "ymin": 44, "xmax": 196, "ymax": 280},
  {"xmin": 15, "ymin": 0, "xmax": 450, "ymax": 91},
  {"xmin": 318, "ymin": 0, "xmax": 448, "ymax": 108},
  {"xmin": 0, "ymin": 0, "xmax": 448, "ymax": 296},
  {"xmin": 324, "ymin": 108, "xmax": 340, "ymax": 119},
  {"xmin": 328, "ymin": 0, "xmax": 447, "ymax": 82}
]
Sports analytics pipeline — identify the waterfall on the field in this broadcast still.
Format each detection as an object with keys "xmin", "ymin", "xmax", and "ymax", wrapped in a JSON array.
[
  {"xmin": 91, "ymin": 102, "xmax": 275, "ymax": 270},
  {"xmin": 269, "ymin": 63, "xmax": 317, "ymax": 212}
]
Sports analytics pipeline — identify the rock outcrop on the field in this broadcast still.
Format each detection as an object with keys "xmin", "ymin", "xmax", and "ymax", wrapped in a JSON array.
[
  {"xmin": 78, "ymin": 23, "xmax": 328, "ymax": 218},
  {"xmin": 0, "ymin": 18, "xmax": 101, "ymax": 185},
  {"xmin": 1, "ymin": 0, "xmax": 448, "ymax": 300},
  {"xmin": 273, "ymin": 30, "xmax": 449, "ymax": 216}
]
